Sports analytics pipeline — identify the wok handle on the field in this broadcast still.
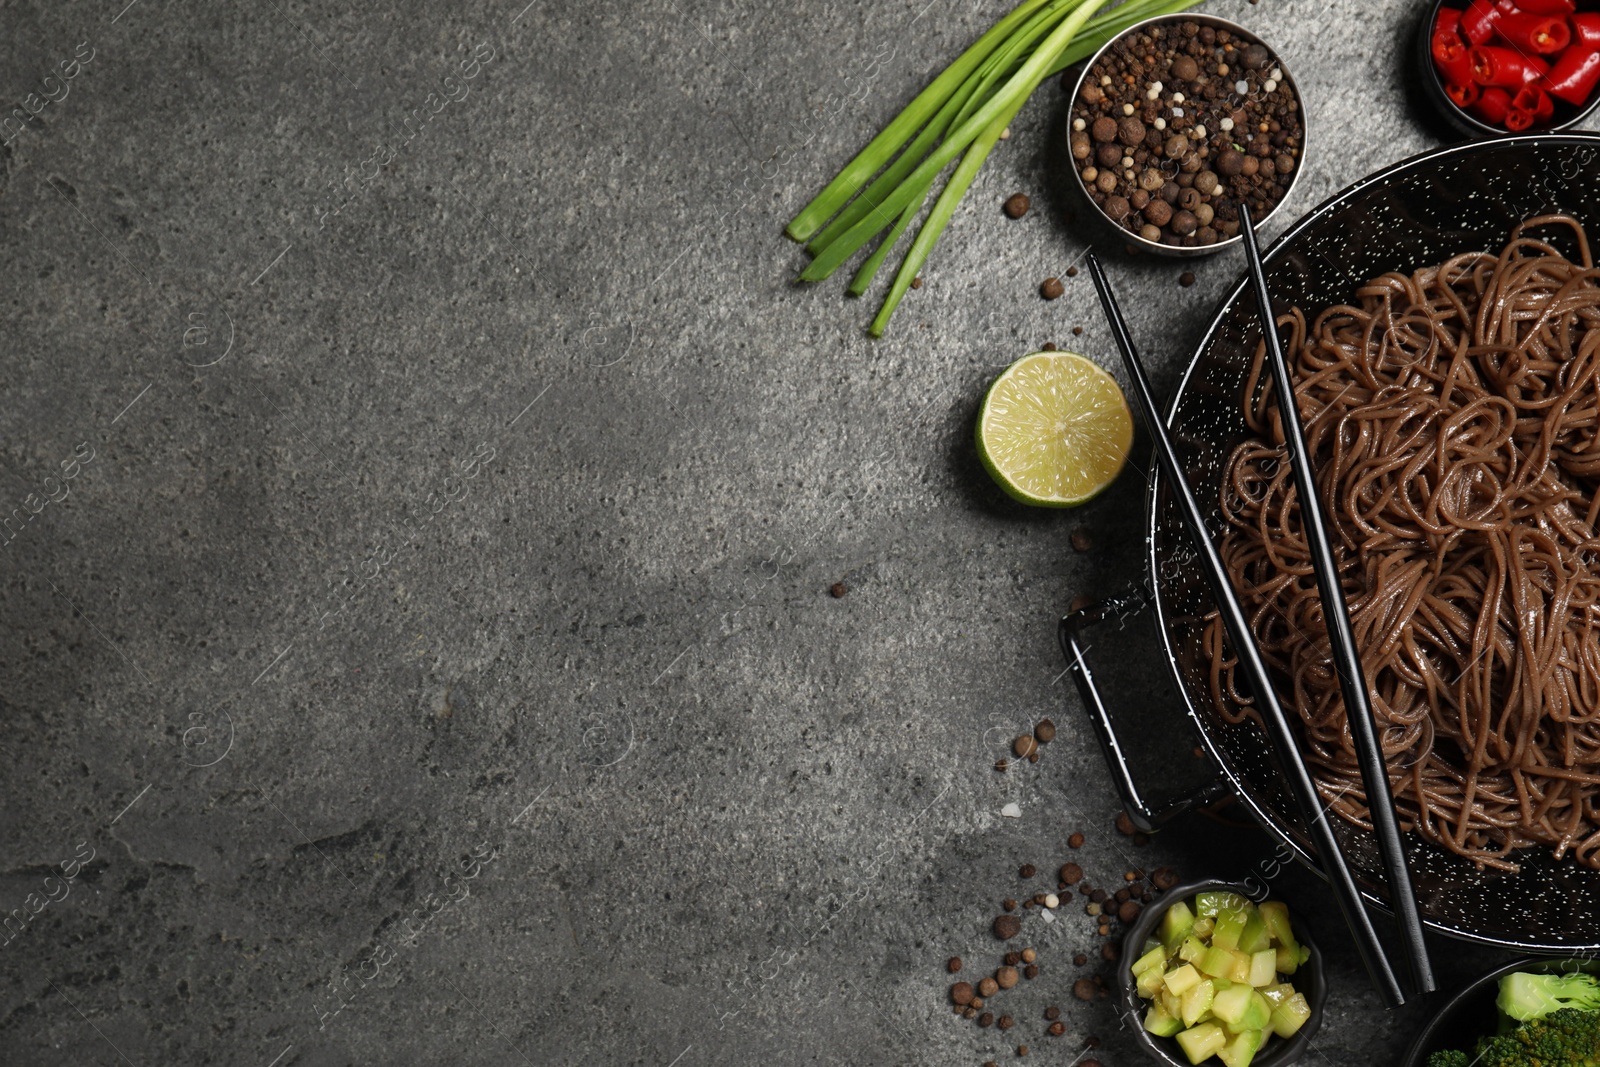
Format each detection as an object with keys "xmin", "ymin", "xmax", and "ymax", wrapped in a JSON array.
[{"xmin": 1059, "ymin": 585, "xmax": 1230, "ymax": 833}]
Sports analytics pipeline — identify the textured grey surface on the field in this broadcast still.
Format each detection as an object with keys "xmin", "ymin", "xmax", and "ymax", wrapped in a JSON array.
[{"xmin": 0, "ymin": 0, "xmax": 1583, "ymax": 1064}]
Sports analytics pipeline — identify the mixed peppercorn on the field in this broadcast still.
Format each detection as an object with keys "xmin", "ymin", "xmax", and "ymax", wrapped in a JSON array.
[
  {"xmin": 1431, "ymin": 0, "xmax": 1600, "ymax": 130},
  {"xmin": 1069, "ymin": 20, "xmax": 1303, "ymax": 249}
]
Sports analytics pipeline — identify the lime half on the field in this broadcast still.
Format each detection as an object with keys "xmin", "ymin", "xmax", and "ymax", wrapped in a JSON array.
[{"xmin": 977, "ymin": 351, "xmax": 1134, "ymax": 507}]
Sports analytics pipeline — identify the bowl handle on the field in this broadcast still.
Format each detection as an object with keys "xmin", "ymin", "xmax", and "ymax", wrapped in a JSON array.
[{"xmin": 1059, "ymin": 585, "xmax": 1229, "ymax": 833}]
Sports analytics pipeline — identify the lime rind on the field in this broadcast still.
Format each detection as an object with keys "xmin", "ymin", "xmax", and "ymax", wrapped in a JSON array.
[{"xmin": 977, "ymin": 351, "xmax": 1134, "ymax": 507}]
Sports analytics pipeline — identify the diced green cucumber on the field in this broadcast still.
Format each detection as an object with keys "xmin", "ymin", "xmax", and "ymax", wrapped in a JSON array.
[
  {"xmin": 1160, "ymin": 989, "xmax": 1183, "ymax": 1021},
  {"xmin": 1195, "ymin": 891, "xmax": 1251, "ymax": 917},
  {"xmin": 1181, "ymin": 978, "xmax": 1215, "ymax": 1027},
  {"xmin": 1258, "ymin": 901, "xmax": 1294, "ymax": 947},
  {"xmin": 1218, "ymin": 1027, "xmax": 1267, "ymax": 1067},
  {"xmin": 1133, "ymin": 945, "xmax": 1167, "ymax": 977},
  {"xmin": 1175, "ymin": 1022, "xmax": 1228, "ymax": 1065},
  {"xmin": 1143, "ymin": 937, "xmax": 1164, "ymax": 956},
  {"xmin": 1211, "ymin": 984, "xmax": 1253, "ymax": 1027},
  {"xmin": 1137, "ymin": 965, "xmax": 1166, "ymax": 999},
  {"xmin": 1270, "ymin": 992, "xmax": 1311, "ymax": 1038},
  {"xmin": 1275, "ymin": 944, "xmax": 1300, "ymax": 976},
  {"xmin": 1258, "ymin": 983, "xmax": 1292, "ymax": 1008},
  {"xmin": 1211, "ymin": 909, "xmax": 1247, "ymax": 951},
  {"xmin": 1238, "ymin": 909, "xmax": 1270, "ymax": 953},
  {"xmin": 1200, "ymin": 945, "xmax": 1237, "ymax": 979},
  {"xmin": 1161, "ymin": 899, "xmax": 1197, "ymax": 950},
  {"xmin": 1145, "ymin": 1002, "xmax": 1184, "ymax": 1037},
  {"xmin": 1179, "ymin": 936, "xmax": 1208, "ymax": 965},
  {"xmin": 1192, "ymin": 916, "xmax": 1216, "ymax": 939},
  {"xmin": 1247, "ymin": 948, "xmax": 1277, "ymax": 988},
  {"xmin": 1228, "ymin": 950, "xmax": 1253, "ymax": 984},
  {"xmin": 1163, "ymin": 964, "xmax": 1202, "ymax": 997},
  {"xmin": 1213, "ymin": 987, "xmax": 1271, "ymax": 1032}
]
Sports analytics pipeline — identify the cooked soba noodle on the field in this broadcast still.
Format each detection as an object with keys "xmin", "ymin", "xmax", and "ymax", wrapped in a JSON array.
[{"xmin": 1209, "ymin": 215, "xmax": 1600, "ymax": 871}]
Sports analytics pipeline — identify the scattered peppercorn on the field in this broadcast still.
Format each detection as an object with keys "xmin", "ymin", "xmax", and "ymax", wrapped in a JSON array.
[
  {"xmin": 1021, "ymin": 948, "xmax": 1037, "ymax": 964},
  {"xmin": 1027, "ymin": 751, "xmax": 1039, "ymax": 764},
  {"xmin": 1050, "ymin": 1021, "xmax": 1067, "ymax": 1036},
  {"xmin": 1024, "ymin": 964, "xmax": 1040, "ymax": 980},
  {"xmin": 1152, "ymin": 867, "xmax": 1180, "ymax": 891},
  {"xmin": 948, "ymin": 956, "xmax": 963, "ymax": 974},
  {"xmin": 829, "ymin": 582, "xmax": 848, "ymax": 598},
  {"xmin": 1072, "ymin": 325, "xmax": 1084, "ymax": 335},
  {"xmin": 1073, "ymin": 977, "xmax": 1097, "ymax": 1001},
  {"xmin": 979, "ymin": 976, "xmax": 1000, "ymax": 997},
  {"xmin": 1040, "ymin": 277, "xmax": 1065, "ymax": 300},
  {"xmin": 1179, "ymin": 270, "xmax": 1196, "ymax": 287},
  {"xmin": 1086, "ymin": 902, "xmax": 1102, "ymax": 917},
  {"xmin": 1102, "ymin": 942, "xmax": 1120, "ymax": 962},
  {"xmin": 1002, "ymin": 899, "xmax": 1017, "ymax": 912},
  {"xmin": 963, "ymin": 1006, "xmax": 979, "ymax": 1020},
  {"xmin": 1069, "ymin": 832, "xmax": 1086, "ymax": 849},
  {"xmin": 1098, "ymin": 924, "xmax": 1110, "ymax": 936},
  {"xmin": 910, "ymin": 276, "xmax": 923, "ymax": 289},
  {"xmin": 1003, "ymin": 193, "xmax": 1032, "ymax": 219},
  {"xmin": 1017, "ymin": 1045, "xmax": 1029, "ymax": 1057},
  {"xmin": 994, "ymin": 758, "xmax": 1009, "ymax": 772},
  {"xmin": 998, "ymin": 1014, "xmax": 1015, "ymax": 1031},
  {"xmin": 998, "ymin": 966, "xmax": 1021, "ymax": 990},
  {"xmin": 1014, "ymin": 734, "xmax": 1038, "ymax": 759},
  {"xmin": 1018, "ymin": 864, "xmax": 1036, "ymax": 879},
  {"xmin": 1040, "ymin": 341, "xmax": 1058, "ymax": 351},
  {"xmin": 1118, "ymin": 900, "xmax": 1142, "ymax": 924},
  {"xmin": 994, "ymin": 914, "xmax": 1022, "ymax": 940},
  {"xmin": 1115, "ymin": 811, "xmax": 1137, "ymax": 836},
  {"xmin": 980, "ymin": 1011, "xmax": 994, "ymax": 1027},
  {"xmin": 952, "ymin": 982, "xmax": 975, "ymax": 1005},
  {"xmin": 1058, "ymin": 862, "xmax": 1081, "ymax": 885},
  {"xmin": 1034, "ymin": 719, "xmax": 1057, "ymax": 744},
  {"xmin": 1090, "ymin": 888, "xmax": 1110, "ymax": 904},
  {"xmin": 1074, "ymin": 953, "xmax": 1088, "ymax": 966}
]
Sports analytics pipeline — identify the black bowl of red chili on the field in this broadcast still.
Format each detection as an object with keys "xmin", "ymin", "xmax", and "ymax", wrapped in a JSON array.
[{"xmin": 1418, "ymin": 0, "xmax": 1600, "ymax": 136}]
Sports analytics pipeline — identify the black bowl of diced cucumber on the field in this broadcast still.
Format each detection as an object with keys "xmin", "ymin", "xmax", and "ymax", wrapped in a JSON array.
[{"xmin": 1118, "ymin": 881, "xmax": 1327, "ymax": 1067}]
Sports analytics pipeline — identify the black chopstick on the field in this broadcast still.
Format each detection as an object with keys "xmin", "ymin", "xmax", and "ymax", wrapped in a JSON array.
[
  {"xmin": 1086, "ymin": 253, "xmax": 1408, "ymax": 1009},
  {"xmin": 1236, "ymin": 203, "xmax": 1435, "ymax": 997}
]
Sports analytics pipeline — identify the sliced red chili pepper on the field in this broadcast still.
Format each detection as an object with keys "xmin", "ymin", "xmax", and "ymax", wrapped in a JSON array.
[
  {"xmin": 1505, "ymin": 106, "xmax": 1536, "ymax": 131},
  {"xmin": 1435, "ymin": 7, "xmax": 1463, "ymax": 39},
  {"xmin": 1544, "ymin": 46, "xmax": 1600, "ymax": 105},
  {"xmin": 1472, "ymin": 85, "xmax": 1513, "ymax": 124},
  {"xmin": 1462, "ymin": 0, "xmax": 1500, "ymax": 44},
  {"xmin": 1511, "ymin": 84, "xmax": 1555, "ymax": 125},
  {"xmin": 1573, "ymin": 12, "xmax": 1600, "ymax": 50},
  {"xmin": 1495, "ymin": 11, "xmax": 1572, "ymax": 54},
  {"xmin": 1471, "ymin": 45, "xmax": 1548, "ymax": 87},
  {"xmin": 1449, "ymin": 79, "xmax": 1483, "ymax": 110},
  {"xmin": 1511, "ymin": 0, "xmax": 1575, "ymax": 14},
  {"xmin": 1433, "ymin": 31, "xmax": 1474, "ymax": 86}
]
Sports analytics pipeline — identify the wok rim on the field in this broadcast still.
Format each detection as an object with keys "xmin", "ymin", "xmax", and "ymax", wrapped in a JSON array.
[{"xmin": 1141, "ymin": 130, "xmax": 1600, "ymax": 953}]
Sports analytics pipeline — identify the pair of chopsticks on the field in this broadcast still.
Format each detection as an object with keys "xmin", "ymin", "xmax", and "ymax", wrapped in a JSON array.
[{"xmin": 1086, "ymin": 203, "xmax": 1434, "ymax": 1007}]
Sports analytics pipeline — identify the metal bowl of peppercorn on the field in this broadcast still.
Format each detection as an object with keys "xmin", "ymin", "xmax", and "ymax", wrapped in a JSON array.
[{"xmin": 1067, "ymin": 14, "xmax": 1309, "ymax": 257}]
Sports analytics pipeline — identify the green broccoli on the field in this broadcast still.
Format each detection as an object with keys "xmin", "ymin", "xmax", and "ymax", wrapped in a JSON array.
[
  {"xmin": 1500, "ymin": 973, "xmax": 1600, "ymax": 1022},
  {"xmin": 1425, "ymin": 1008, "xmax": 1600, "ymax": 1067}
]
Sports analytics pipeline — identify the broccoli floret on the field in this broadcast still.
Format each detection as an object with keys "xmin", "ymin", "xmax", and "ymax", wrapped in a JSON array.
[
  {"xmin": 1500, "ymin": 973, "xmax": 1600, "ymax": 1022},
  {"xmin": 1460, "ymin": 1008, "xmax": 1600, "ymax": 1067},
  {"xmin": 1425, "ymin": 1050, "xmax": 1472, "ymax": 1067}
]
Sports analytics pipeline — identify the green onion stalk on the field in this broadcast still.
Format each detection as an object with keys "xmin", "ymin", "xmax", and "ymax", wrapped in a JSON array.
[{"xmin": 786, "ymin": 0, "xmax": 1201, "ymax": 336}]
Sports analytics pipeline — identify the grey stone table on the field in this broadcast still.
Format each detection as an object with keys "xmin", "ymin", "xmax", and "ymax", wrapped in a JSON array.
[{"xmin": 1, "ymin": 0, "xmax": 1587, "ymax": 1064}]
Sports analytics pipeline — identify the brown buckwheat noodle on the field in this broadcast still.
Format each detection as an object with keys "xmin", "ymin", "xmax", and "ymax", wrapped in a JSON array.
[{"xmin": 1209, "ymin": 215, "xmax": 1600, "ymax": 871}]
